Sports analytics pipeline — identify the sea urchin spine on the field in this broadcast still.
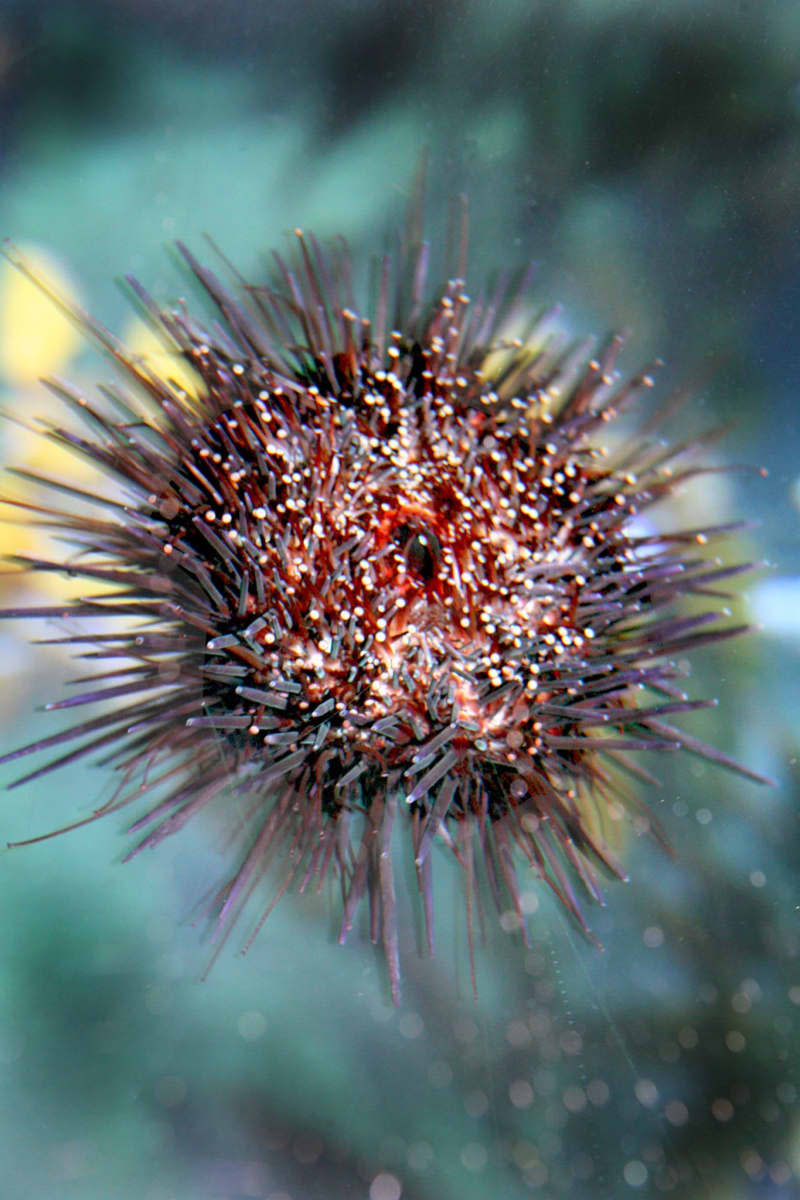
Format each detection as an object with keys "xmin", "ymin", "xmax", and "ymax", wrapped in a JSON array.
[{"xmin": 0, "ymin": 216, "xmax": 771, "ymax": 1002}]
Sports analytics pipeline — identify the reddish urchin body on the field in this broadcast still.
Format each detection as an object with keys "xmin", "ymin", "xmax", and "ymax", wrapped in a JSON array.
[{"xmin": 0, "ymin": 220, "xmax": 769, "ymax": 1002}]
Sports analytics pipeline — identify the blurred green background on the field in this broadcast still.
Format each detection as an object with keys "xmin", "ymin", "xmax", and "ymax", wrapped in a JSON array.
[{"xmin": 0, "ymin": 1, "xmax": 798, "ymax": 1198}]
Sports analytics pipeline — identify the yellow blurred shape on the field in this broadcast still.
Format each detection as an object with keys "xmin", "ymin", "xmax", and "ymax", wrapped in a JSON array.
[
  {"xmin": 0, "ymin": 244, "xmax": 82, "ymax": 384},
  {"xmin": 122, "ymin": 315, "xmax": 203, "ymax": 399},
  {"xmin": 0, "ymin": 417, "xmax": 114, "ymax": 601}
]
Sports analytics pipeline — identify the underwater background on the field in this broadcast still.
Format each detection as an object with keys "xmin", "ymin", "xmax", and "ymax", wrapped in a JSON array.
[{"xmin": 0, "ymin": 1, "xmax": 798, "ymax": 1198}]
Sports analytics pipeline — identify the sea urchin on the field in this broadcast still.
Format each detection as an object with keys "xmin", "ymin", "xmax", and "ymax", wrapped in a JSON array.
[{"xmin": 0, "ymin": 212, "xmax": 770, "ymax": 1002}]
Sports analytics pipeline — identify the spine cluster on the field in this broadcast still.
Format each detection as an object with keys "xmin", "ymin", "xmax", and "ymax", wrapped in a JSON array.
[{"xmin": 0, "ymin": 228, "xmax": 769, "ymax": 1001}]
